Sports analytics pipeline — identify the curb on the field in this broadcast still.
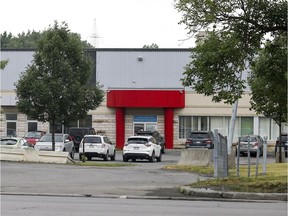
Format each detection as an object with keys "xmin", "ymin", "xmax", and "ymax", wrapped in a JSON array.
[{"xmin": 180, "ymin": 186, "xmax": 287, "ymax": 201}]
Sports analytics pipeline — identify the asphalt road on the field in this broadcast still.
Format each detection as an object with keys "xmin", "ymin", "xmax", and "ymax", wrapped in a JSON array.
[
  {"xmin": 2, "ymin": 195, "xmax": 287, "ymax": 216},
  {"xmin": 0, "ymin": 150, "xmax": 205, "ymax": 198},
  {"xmin": 0, "ymin": 150, "xmax": 282, "ymax": 197}
]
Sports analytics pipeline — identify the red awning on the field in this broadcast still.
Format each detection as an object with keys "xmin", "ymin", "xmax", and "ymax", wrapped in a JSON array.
[{"xmin": 107, "ymin": 89, "xmax": 185, "ymax": 108}]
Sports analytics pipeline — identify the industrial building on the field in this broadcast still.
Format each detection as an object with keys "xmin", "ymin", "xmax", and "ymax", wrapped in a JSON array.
[{"xmin": 0, "ymin": 48, "xmax": 283, "ymax": 149}]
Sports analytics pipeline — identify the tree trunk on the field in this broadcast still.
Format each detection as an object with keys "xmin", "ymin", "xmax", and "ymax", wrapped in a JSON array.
[{"xmin": 51, "ymin": 122, "xmax": 55, "ymax": 151}]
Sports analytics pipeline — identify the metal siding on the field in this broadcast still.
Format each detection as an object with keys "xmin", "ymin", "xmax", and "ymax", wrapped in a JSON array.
[
  {"xmin": 96, "ymin": 51, "xmax": 191, "ymax": 90},
  {"xmin": 1, "ymin": 51, "xmax": 34, "ymax": 90}
]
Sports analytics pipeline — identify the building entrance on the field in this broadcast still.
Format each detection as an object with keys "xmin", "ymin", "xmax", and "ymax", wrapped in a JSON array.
[{"xmin": 133, "ymin": 115, "xmax": 157, "ymax": 135}]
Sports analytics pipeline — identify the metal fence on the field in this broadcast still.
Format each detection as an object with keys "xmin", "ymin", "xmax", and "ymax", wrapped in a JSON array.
[{"xmin": 213, "ymin": 129, "xmax": 228, "ymax": 178}]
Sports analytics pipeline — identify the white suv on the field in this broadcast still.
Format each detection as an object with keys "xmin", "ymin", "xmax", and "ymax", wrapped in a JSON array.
[
  {"xmin": 122, "ymin": 135, "xmax": 162, "ymax": 162},
  {"xmin": 79, "ymin": 135, "xmax": 116, "ymax": 161}
]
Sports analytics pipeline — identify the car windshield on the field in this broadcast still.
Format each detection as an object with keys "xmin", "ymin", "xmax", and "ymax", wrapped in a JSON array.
[
  {"xmin": 24, "ymin": 131, "xmax": 43, "ymax": 138},
  {"xmin": 189, "ymin": 133, "xmax": 210, "ymax": 139},
  {"xmin": 128, "ymin": 138, "xmax": 148, "ymax": 144},
  {"xmin": 84, "ymin": 137, "xmax": 101, "ymax": 143},
  {"xmin": 240, "ymin": 137, "xmax": 257, "ymax": 142},
  {"xmin": 0, "ymin": 139, "xmax": 17, "ymax": 145},
  {"xmin": 40, "ymin": 134, "xmax": 63, "ymax": 142}
]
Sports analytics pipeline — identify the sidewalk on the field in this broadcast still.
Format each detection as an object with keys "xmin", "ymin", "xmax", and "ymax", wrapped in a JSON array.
[{"xmin": 180, "ymin": 186, "xmax": 287, "ymax": 201}]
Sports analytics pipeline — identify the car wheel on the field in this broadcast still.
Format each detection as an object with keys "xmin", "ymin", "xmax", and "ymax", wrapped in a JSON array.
[
  {"xmin": 161, "ymin": 146, "xmax": 165, "ymax": 154},
  {"xmin": 87, "ymin": 156, "xmax": 92, "ymax": 161},
  {"xmin": 110, "ymin": 150, "xmax": 116, "ymax": 161},
  {"xmin": 156, "ymin": 152, "xmax": 162, "ymax": 162},
  {"xmin": 103, "ymin": 151, "xmax": 109, "ymax": 161},
  {"xmin": 123, "ymin": 156, "xmax": 128, "ymax": 162},
  {"xmin": 149, "ymin": 152, "xmax": 155, "ymax": 163}
]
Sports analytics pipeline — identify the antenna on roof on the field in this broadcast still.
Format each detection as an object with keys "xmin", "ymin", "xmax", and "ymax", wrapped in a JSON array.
[{"xmin": 90, "ymin": 18, "xmax": 101, "ymax": 48}]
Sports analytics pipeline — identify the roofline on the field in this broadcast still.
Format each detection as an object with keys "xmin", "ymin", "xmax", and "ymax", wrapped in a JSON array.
[{"xmin": 1, "ymin": 48, "xmax": 192, "ymax": 52}]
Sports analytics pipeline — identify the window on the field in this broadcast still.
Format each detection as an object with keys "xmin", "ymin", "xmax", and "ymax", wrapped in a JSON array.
[
  {"xmin": 6, "ymin": 114, "xmax": 17, "ymax": 136},
  {"xmin": 241, "ymin": 117, "xmax": 253, "ymax": 135},
  {"xmin": 179, "ymin": 116, "xmax": 255, "ymax": 139},
  {"xmin": 28, "ymin": 122, "xmax": 37, "ymax": 131}
]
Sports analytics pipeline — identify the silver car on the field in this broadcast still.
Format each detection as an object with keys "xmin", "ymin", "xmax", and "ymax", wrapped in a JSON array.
[
  {"xmin": 34, "ymin": 133, "xmax": 75, "ymax": 159},
  {"xmin": 237, "ymin": 135, "xmax": 264, "ymax": 157}
]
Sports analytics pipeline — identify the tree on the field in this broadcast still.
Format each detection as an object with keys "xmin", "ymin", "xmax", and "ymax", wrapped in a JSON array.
[
  {"xmin": 248, "ymin": 34, "xmax": 287, "ymax": 162},
  {"xmin": 143, "ymin": 43, "xmax": 159, "ymax": 49},
  {"xmin": 175, "ymin": 0, "xmax": 287, "ymax": 158},
  {"xmin": 1, "ymin": 30, "xmax": 93, "ymax": 48},
  {"xmin": 176, "ymin": 0, "xmax": 287, "ymax": 103},
  {"xmin": 15, "ymin": 21, "xmax": 104, "ymax": 151}
]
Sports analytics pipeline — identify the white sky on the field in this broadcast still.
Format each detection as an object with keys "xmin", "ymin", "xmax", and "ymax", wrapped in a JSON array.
[{"xmin": 0, "ymin": 0, "xmax": 196, "ymax": 48}]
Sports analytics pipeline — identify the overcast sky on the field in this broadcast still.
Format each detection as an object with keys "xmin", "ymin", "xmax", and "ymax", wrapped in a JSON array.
[{"xmin": 0, "ymin": 0, "xmax": 196, "ymax": 48}]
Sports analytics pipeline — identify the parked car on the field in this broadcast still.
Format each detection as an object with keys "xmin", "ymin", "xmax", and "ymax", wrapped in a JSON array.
[
  {"xmin": 236, "ymin": 135, "xmax": 264, "ymax": 157},
  {"xmin": 135, "ymin": 130, "xmax": 166, "ymax": 153},
  {"xmin": 79, "ymin": 135, "xmax": 116, "ymax": 161},
  {"xmin": 275, "ymin": 133, "xmax": 288, "ymax": 157},
  {"xmin": 23, "ymin": 131, "xmax": 46, "ymax": 146},
  {"xmin": 68, "ymin": 127, "xmax": 96, "ymax": 152},
  {"xmin": 122, "ymin": 135, "xmax": 162, "ymax": 162},
  {"xmin": 34, "ymin": 133, "xmax": 75, "ymax": 159},
  {"xmin": 185, "ymin": 131, "xmax": 215, "ymax": 149},
  {"xmin": 0, "ymin": 137, "xmax": 29, "ymax": 149}
]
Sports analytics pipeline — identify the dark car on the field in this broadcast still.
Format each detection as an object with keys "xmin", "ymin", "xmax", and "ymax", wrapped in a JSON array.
[
  {"xmin": 135, "ymin": 130, "xmax": 166, "ymax": 153},
  {"xmin": 185, "ymin": 131, "xmax": 214, "ymax": 149},
  {"xmin": 68, "ymin": 127, "xmax": 96, "ymax": 152},
  {"xmin": 275, "ymin": 133, "xmax": 288, "ymax": 157}
]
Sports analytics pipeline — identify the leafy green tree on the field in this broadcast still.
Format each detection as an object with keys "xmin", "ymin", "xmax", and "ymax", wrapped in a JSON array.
[
  {"xmin": 176, "ymin": 0, "xmax": 287, "ymax": 103},
  {"xmin": 248, "ymin": 34, "xmax": 287, "ymax": 162},
  {"xmin": 143, "ymin": 43, "xmax": 159, "ymax": 49},
  {"xmin": 176, "ymin": 0, "xmax": 287, "ymax": 159},
  {"xmin": 15, "ymin": 21, "xmax": 104, "ymax": 150},
  {"xmin": 1, "ymin": 30, "xmax": 93, "ymax": 48}
]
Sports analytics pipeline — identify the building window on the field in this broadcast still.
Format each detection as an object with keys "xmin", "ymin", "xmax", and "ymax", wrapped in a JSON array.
[
  {"xmin": 27, "ymin": 116, "xmax": 38, "ymax": 131},
  {"xmin": 28, "ymin": 122, "xmax": 38, "ymax": 131},
  {"xmin": 50, "ymin": 115, "xmax": 93, "ymax": 133},
  {"xmin": 6, "ymin": 114, "xmax": 17, "ymax": 136},
  {"xmin": 179, "ymin": 116, "xmax": 254, "ymax": 139},
  {"xmin": 241, "ymin": 117, "xmax": 253, "ymax": 136}
]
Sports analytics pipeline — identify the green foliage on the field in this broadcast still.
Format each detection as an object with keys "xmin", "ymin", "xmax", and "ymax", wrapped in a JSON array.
[
  {"xmin": 176, "ymin": 0, "xmax": 287, "ymax": 123},
  {"xmin": 182, "ymin": 32, "xmax": 246, "ymax": 104},
  {"xmin": 0, "ymin": 59, "xmax": 9, "ymax": 69},
  {"xmin": 1, "ymin": 30, "xmax": 93, "ymax": 48},
  {"xmin": 248, "ymin": 34, "xmax": 287, "ymax": 126},
  {"xmin": 165, "ymin": 163, "xmax": 287, "ymax": 193},
  {"xmin": 143, "ymin": 43, "xmax": 159, "ymax": 49},
  {"xmin": 15, "ymin": 21, "xmax": 104, "ymax": 138}
]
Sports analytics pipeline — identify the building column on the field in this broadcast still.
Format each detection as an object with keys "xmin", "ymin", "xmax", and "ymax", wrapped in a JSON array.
[
  {"xmin": 116, "ymin": 107, "xmax": 125, "ymax": 149},
  {"xmin": 164, "ymin": 108, "xmax": 174, "ymax": 149}
]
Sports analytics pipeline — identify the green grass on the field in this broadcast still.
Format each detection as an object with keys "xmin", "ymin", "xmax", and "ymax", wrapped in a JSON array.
[{"xmin": 164, "ymin": 163, "xmax": 288, "ymax": 193}]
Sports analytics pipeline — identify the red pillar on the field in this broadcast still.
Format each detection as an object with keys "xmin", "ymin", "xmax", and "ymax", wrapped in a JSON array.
[
  {"xmin": 116, "ymin": 107, "xmax": 125, "ymax": 149},
  {"xmin": 164, "ymin": 108, "xmax": 174, "ymax": 149}
]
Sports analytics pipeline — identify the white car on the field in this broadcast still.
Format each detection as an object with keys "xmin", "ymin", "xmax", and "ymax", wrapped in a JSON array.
[
  {"xmin": 79, "ymin": 135, "xmax": 116, "ymax": 161},
  {"xmin": 34, "ymin": 133, "xmax": 75, "ymax": 159},
  {"xmin": 122, "ymin": 135, "xmax": 162, "ymax": 162}
]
